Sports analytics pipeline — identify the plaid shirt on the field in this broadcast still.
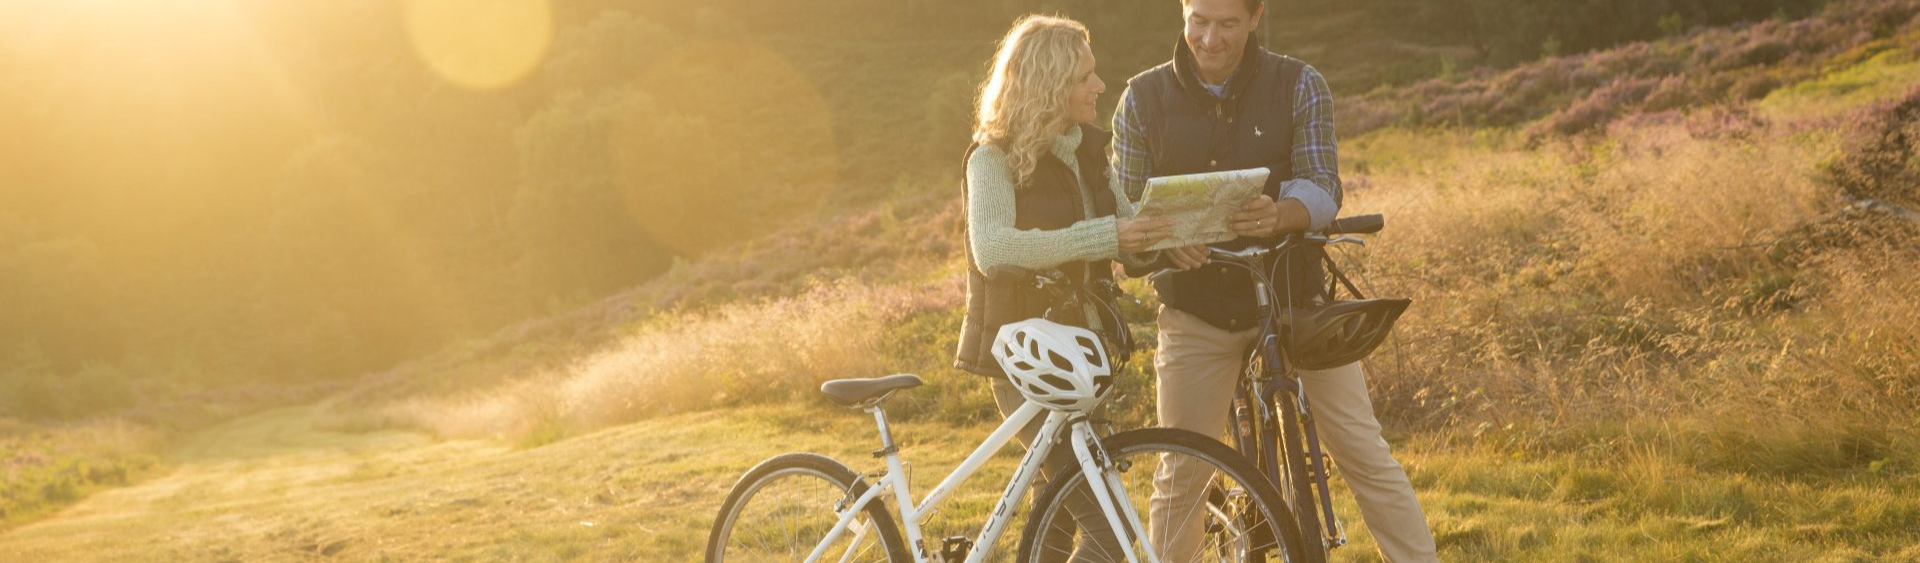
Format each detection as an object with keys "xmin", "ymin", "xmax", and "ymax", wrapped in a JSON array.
[{"xmin": 1110, "ymin": 63, "xmax": 1341, "ymax": 230}]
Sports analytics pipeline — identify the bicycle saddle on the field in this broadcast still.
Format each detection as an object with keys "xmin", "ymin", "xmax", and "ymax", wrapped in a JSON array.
[
  {"xmin": 1282, "ymin": 298, "xmax": 1410, "ymax": 371},
  {"xmin": 820, "ymin": 374, "xmax": 924, "ymax": 407}
]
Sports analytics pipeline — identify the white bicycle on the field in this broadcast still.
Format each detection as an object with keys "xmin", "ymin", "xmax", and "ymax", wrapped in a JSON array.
[{"xmin": 706, "ymin": 319, "xmax": 1305, "ymax": 563}]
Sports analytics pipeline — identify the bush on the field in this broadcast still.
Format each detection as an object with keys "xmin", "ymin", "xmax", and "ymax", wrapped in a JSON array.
[
  {"xmin": 1829, "ymin": 86, "xmax": 1920, "ymax": 208},
  {"xmin": 1340, "ymin": 0, "xmax": 1920, "ymax": 139}
]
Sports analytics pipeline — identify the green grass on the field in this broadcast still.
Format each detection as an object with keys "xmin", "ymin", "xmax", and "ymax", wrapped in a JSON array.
[
  {"xmin": 5, "ymin": 401, "xmax": 1916, "ymax": 561},
  {"xmin": 0, "ymin": 400, "xmax": 1031, "ymax": 562},
  {"xmin": 1758, "ymin": 41, "xmax": 1920, "ymax": 119},
  {"xmin": 0, "ymin": 419, "xmax": 164, "ymax": 529}
]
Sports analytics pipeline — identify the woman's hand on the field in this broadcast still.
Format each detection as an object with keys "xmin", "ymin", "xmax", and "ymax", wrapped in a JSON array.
[{"xmin": 1116, "ymin": 218, "xmax": 1173, "ymax": 253}]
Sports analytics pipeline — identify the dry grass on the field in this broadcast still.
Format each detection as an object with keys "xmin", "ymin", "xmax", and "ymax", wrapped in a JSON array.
[
  {"xmin": 358, "ymin": 278, "xmax": 962, "ymax": 444},
  {"xmin": 1341, "ymin": 93, "xmax": 1920, "ymax": 481}
]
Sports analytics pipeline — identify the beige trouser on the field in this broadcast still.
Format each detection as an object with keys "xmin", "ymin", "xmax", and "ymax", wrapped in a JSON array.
[{"xmin": 1151, "ymin": 306, "xmax": 1439, "ymax": 563}]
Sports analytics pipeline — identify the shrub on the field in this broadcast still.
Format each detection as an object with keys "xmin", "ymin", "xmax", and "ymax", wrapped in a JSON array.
[
  {"xmin": 1340, "ymin": 0, "xmax": 1920, "ymax": 139},
  {"xmin": 1828, "ymin": 86, "xmax": 1920, "ymax": 208}
]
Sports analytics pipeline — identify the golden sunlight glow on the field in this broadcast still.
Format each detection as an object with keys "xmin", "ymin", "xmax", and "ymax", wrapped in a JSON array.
[
  {"xmin": 401, "ymin": 0, "xmax": 553, "ymax": 90},
  {"xmin": 611, "ymin": 40, "xmax": 838, "ymax": 255}
]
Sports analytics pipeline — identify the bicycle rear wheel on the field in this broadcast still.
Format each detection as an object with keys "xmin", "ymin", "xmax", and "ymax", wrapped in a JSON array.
[
  {"xmin": 707, "ymin": 453, "xmax": 908, "ymax": 563},
  {"xmin": 1017, "ymin": 428, "xmax": 1305, "ymax": 563}
]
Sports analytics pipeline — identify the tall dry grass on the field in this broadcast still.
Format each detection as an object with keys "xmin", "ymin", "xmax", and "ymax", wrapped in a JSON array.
[
  {"xmin": 364, "ymin": 278, "xmax": 962, "ymax": 443},
  {"xmin": 1345, "ymin": 97, "xmax": 1918, "ymax": 471}
]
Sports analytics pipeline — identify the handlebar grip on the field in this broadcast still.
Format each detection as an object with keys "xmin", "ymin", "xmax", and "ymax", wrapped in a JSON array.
[{"xmin": 1327, "ymin": 214, "xmax": 1384, "ymax": 235}]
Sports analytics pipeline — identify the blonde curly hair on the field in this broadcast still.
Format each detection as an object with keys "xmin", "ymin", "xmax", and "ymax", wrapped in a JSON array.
[{"xmin": 973, "ymin": 15, "xmax": 1090, "ymax": 190}]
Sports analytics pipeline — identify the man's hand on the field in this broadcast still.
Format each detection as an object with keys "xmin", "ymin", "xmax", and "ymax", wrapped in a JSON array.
[
  {"xmin": 1229, "ymin": 194, "xmax": 1282, "ymax": 238},
  {"xmin": 1165, "ymin": 245, "xmax": 1207, "ymax": 270},
  {"xmin": 1229, "ymin": 195, "xmax": 1310, "ymax": 238},
  {"xmin": 1117, "ymin": 218, "xmax": 1174, "ymax": 253}
]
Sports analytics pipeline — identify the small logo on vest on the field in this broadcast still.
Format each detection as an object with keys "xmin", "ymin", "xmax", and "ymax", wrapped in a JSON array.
[{"xmin": 1254, "ymin": 126, "xmax": 1264, "ymax": 137}]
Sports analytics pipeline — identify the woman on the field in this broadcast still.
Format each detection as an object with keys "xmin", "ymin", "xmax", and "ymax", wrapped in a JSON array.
[
  {"xmin": 955, "ymin": 14, "xmax": 1168, "ymax": 388},
  {"xmin": 951, "ymin": 14, "xmax": 1175, "ymax": 562}
]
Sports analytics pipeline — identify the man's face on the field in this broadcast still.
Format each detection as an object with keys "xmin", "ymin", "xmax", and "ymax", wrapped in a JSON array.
[{"xmin": 1183, "ymin": 0, "xmax": 1262, "ymax": 83}]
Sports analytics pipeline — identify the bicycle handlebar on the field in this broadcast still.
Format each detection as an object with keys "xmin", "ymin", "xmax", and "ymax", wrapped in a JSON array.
[
  {"xmin": 1147, "ymin": 214, "xmax": 1387, "ymax": 282},
  {"xmin": 1326, "ymin": 214, "xmax": 1384, "ymax": 235},
  {"xmin": 1211, "ymin": 214, "xmax": 1386, "ymax": 263}
]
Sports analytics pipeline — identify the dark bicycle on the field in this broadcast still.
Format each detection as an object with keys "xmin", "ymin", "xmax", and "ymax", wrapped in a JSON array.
[{"xmin": 1163, "ymin": 214, "xmax": 1409, "ymax": 563}]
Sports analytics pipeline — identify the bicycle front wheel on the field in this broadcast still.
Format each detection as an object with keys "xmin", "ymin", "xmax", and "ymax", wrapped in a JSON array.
[
  {"xmin": 1018, "ymin": 428, "xmax": 1305, "ymax": 563},
  {"xmin": 706, "ymin": 453, "xmax": 908, "ymax": 563},
  {"xmin": 1251, "ymin": 354, "xmax": 1329, "ymax": 563}
]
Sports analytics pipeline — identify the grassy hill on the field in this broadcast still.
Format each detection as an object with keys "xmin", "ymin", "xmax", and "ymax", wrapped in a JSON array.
[{"xmin": 5, "ymin": 0, "xmax": 1920, "ymax": 560}]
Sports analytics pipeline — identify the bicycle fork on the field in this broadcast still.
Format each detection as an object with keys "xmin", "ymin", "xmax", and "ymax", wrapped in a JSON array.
[
  {"xmin": 1292, "ymin": 386, "xmax": 1349, "ymax": 550},
  {"xmin": 1068, "ymin": 420, "xmax": 1164, "ymax": 563},
  {"xmin": 1252, "ymin": 359, "xmax": 1348, "ymax": 552}
]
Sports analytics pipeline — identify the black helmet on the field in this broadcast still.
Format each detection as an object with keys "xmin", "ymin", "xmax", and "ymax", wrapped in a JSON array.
[{"xmin": 1282, "ymin": 298, "xmax": 1410, "ymax": 371}]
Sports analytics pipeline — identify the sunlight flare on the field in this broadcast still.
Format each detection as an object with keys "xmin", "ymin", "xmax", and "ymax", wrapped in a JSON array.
[{"xmin": 402, "ymin": 0, "xmax": 552, "ymax": 90}]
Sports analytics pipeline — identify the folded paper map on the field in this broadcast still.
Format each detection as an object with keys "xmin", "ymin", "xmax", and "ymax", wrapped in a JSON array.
[{"xmin": 1135, "ymin": 168, "xmax": 1270, "ymax": 251}]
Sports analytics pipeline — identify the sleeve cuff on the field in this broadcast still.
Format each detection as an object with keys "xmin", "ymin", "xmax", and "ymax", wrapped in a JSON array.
[{"xmin": 1279, "ymin": 178, "xmax": 1339, "ymax": 231}]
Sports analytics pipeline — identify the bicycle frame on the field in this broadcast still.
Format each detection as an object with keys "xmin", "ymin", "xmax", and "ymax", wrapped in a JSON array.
[
  {"xmin": 1241, "ymin": 340, "xmax": 1348, "ymax": 551},
  {"xmin": 801, "ymin": 400, "xmax": 1163, "ymax": 563},
  {"xmin": 1211, "ymin": 236, "xmax": 1352, "ymax": 551}
]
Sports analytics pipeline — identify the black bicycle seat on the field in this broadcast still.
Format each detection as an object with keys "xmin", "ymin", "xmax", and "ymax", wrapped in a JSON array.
[{"xmin": 819, "ymin": 374, "xmax": 925, "ymax": 407}]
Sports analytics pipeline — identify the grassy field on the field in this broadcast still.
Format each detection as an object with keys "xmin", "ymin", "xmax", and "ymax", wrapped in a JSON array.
[{"xmin": 4, "ymin": 400, "xmax": 1916, "ymax": 561}]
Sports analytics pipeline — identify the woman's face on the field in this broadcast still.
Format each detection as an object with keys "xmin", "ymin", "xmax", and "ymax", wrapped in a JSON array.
[{"xmin": 1066, "ymin": 41, "xmax": 1105, "ymax": 125}]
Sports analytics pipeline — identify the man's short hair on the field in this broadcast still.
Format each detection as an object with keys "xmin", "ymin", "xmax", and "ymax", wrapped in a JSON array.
[{"xmin": 1182, "ymin": 0, "xmax": 1264, "ymax": 16}]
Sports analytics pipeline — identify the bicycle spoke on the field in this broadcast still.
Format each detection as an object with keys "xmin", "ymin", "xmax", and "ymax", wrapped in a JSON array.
[{"xmin": 1023, "ymin": 429, "xmax": 1301, "ymax": 563}]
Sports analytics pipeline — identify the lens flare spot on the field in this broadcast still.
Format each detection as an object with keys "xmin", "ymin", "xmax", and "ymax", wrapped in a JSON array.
[{"xmin": 402, "ymin": 0, "xmax": 552, "ymax": 90}]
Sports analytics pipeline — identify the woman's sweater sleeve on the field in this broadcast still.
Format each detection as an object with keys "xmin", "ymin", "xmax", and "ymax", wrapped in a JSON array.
[
  {"xmin": 1109, "ymin": 171, "xmax": 1161, "ymax": 269},
  {"xmin": 967, "ymin": 147, "xmax": 1119, "ymax": 272}
]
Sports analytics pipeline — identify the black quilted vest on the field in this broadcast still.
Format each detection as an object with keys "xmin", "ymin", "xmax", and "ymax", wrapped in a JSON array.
[
  {"xmin": 954, "ymin": 124, "xmax": 1118, "ymax": 378},
  {"xmin": 1128, "ymin": 37, "xmax": 1324, "ymax": 331}
]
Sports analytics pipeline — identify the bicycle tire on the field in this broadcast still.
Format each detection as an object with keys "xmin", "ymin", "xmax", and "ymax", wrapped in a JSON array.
[
  {"xmin": 1016, "ymin": 427, "xmax": 1306, "ymax": 563},
  {"xmin": 1249, "ymin": 353, "xmax": 1328, "ymax": 563},
  {"xmin": 707, "ymin": 453, "xmax": 909, "ymax": 563},
  {"xmin": 1226, "ymin": 376, "xmax": 1282, "ymax": 557}
]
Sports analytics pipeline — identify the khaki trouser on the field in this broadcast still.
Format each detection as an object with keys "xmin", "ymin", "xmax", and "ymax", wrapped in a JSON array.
[{"xmin": 1152, "ymin": 306, "xmax": 1439, "ymax": 563}]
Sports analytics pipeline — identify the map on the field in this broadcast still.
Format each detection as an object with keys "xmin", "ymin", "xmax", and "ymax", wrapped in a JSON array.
[{"xmin": 1135, "ymin": 167, "xmax": 1270, "ymax": 251}]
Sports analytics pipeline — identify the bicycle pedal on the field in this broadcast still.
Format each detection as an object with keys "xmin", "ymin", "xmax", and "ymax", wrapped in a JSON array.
[{"xmin": 940, "ymin": 536, "xmax": 973, "ymax": 562}]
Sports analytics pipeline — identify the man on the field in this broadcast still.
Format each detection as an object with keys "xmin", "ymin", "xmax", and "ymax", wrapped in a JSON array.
[{"xmin": 1109, "ymin": 0, "xmax": 1440, "ymax": 561}]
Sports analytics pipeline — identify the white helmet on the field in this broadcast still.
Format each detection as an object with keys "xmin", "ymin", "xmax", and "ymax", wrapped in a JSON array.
[{"xmin": 991, "ymin": 319, "xmax": 1112, "ymax": 411}]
